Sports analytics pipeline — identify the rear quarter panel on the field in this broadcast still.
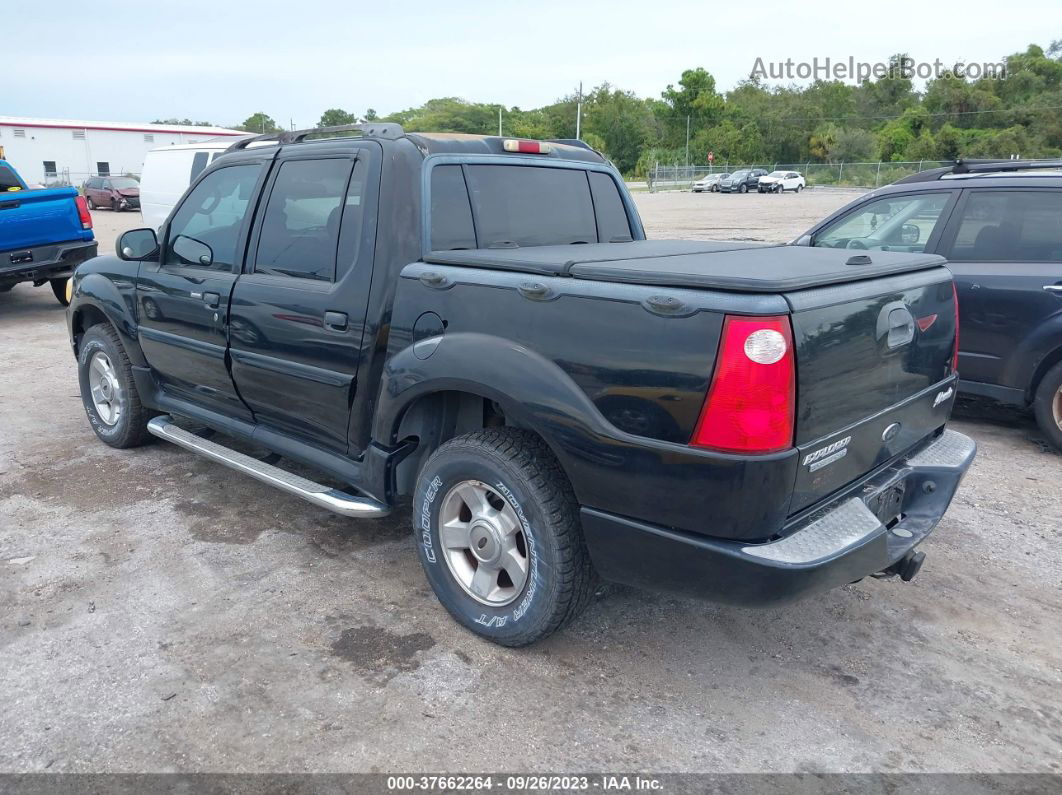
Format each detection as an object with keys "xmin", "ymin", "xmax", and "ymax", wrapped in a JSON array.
[{"xmin": 376, "ymin": 262, "xmax": 801, "ymax": 542}]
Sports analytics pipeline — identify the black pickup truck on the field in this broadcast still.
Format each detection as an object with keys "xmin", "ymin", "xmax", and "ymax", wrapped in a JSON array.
[{"xmin": 67, "ymin": 125, "xmax": 975, "ymax": 646}]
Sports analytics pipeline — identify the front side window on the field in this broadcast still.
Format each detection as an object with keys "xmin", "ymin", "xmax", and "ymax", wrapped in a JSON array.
[
  {"xmin": 814, "ymin": 192, "xmax": 951, "ymax": 252},
  {"xmin": 254, "ymin": 158, "xmax": 354, "ymax": 281},
  {"xmin": 947, "ymin": 190, "xmax": 1062, "ymax": 262},
  {"xmin": 165, "ymin": 164, "xmax": 261, "ymax": 270},
  {"xmin": 43, "ymin": 161, "xmax": 57, "ymax": 177}
]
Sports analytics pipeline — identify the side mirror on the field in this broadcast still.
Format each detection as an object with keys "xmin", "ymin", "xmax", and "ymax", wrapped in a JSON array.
[
  {"xmin": 117, "ymin": 228, "xmax": 158, "ymax": 261},
  {"xmin": 172, "ymin": 234, "xmax": 214, "ymax": 267},
  {"xmin": 793, "ymin": 234, "xmax": 812, "ymax": 247},
  {"xmin": 901, "ymin": 223, "xmax": 921, "ymax": 245}
]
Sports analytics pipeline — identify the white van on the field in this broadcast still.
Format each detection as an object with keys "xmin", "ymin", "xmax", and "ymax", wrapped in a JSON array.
[{"xmin": 139, "ymin": 139, "xmax": 246, "ymax": 230}]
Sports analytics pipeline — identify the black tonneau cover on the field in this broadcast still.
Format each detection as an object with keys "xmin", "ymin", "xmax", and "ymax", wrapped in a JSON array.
[{"xmin": 425, "ymin": 240, "xmax": 946, "ymax": 293}]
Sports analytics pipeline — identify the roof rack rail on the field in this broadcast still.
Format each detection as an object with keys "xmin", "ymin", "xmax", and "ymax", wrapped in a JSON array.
[
  {"xmin": 950, "ymin": 158, "xmax": 1062, "ymax": 174},
  {"xmin": 547, "ymin": 138, "xmax": 596, "ymax": 152},
  {"xmin": 225, "ymin": 122, "xmax": 405, "ymax": 152},
  {"xmin": 894, "ymin": 158, "xmax": 1062, "ymax": 184}
]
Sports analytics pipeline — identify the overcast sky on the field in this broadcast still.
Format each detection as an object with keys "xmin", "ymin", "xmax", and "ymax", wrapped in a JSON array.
[{"xmin": 7, "ymin": 0, "xmax": 1055, "ymax": 128}]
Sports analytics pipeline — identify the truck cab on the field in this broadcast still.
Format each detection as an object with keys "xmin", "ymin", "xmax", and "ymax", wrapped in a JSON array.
[{"xmin": 67, "ymin": 125, "xmax": 974, "ymax": 646}]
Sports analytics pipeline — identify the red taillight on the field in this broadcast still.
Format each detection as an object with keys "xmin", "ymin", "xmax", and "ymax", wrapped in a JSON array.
[
  {"xmin": 75, "ymin": 195, "xmax": 92, "ymax": 230},
  {"xmin": 691, "ymin": 315, "xmax": 796, "ymax": 453},
  {"xmin": 502, "ymin": 138, "xmax": 553, "ymax": 154},
  {"xmin": 951, "ymin": 282, "xmax": 960, "ymax": 374}
]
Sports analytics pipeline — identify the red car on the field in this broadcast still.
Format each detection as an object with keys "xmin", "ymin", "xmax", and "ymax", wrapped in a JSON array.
[{"xmin": 83, "ymin": 176, "xmax": 140, "ymax": 212}]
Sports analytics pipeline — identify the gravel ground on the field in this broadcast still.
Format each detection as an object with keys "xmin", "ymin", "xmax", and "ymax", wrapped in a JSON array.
[{"xmin": 1, "ymin": 197, "xmax": 1059, "ymax": 775}]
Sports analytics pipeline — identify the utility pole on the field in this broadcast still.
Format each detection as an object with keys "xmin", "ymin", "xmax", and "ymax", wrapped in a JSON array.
[
  {"xmin": 576, "ymin": 81, "xmax": 583, "ymax": 140},
  {"xmin": 498, "ymin": 107, "xmax": 502, "ymax": 137},
  {"xmin": 685, "ymin": 115, "xmax": 690, "ymax": 168}
]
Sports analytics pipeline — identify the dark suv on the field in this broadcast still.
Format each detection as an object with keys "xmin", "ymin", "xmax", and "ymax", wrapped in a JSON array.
[
  {"xmin": 719, "ymin": 168, "xmax": 768, "ymax": 193},
  {"xmin": 794, "ymin": 160, "xmax": 1062, "ymax": 450},
  {"xmin": 84, "ymin": 176, "xmax": 140, "ymax": 212}
]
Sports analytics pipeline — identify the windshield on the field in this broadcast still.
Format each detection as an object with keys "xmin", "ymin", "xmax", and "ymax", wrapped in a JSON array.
[
  {"xmin": 730, "ymin": 170, "xmax": 750, "ymax": 179},
  {"xmin": 767, "ymin": 171, "xmax": 786, "ymax": 178},
  {"xmin": 110, "ymin": 177, "xmax": 139, "ymax": 189}
]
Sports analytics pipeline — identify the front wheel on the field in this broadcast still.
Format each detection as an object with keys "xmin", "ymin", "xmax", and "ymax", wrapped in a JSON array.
[
  {"xmin": 796, "ymin": 184, "xmax": 803, "ymax": 192},
  {"xmin": 413, "ymin": 429, "xmax": 596, "ymax": 646},
  {"xmin": 50, "ymin": 277, "xmax": 70, "ymax": 306},
  {"xmin": 739, "ymin": 184, "xmax": 748, "ymax": 194},
  {"xmin": 111, "ymin": 199, "xmax": 121, "ymax": 212},
  {"xmin": 1033, "ymin": 362, "xmax": 1062, "ymax": 452},
  {"xmin": 77, "ymin": 324, "xmax": 153, "ymax": 448}
]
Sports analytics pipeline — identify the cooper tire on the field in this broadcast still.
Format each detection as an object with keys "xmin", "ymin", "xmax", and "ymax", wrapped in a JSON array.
[
  {"xmin": 413, "ymin": 428, "xmax": 595, "ymax": 646},
  {"xmin": 78, "ymin": 324, "xmax": 152, "ymax": 448},
  {"xmin": 50, "ymin": 278, "xmax": 70, "ymax": 306},
  {"xmin": 1032, "ymin": 361, "xmax": 1062, "ymax": 452}
]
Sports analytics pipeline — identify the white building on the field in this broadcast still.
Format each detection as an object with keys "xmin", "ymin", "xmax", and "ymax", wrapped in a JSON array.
[{"xmin": 0, "ymin": 116, "xmax": 245, "ymax": 187}]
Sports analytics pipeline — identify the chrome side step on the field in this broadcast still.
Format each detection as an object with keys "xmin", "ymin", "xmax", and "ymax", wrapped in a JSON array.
[{"xmin": 147, "ymin": 416, "xmax": 390, "ymax": 518}]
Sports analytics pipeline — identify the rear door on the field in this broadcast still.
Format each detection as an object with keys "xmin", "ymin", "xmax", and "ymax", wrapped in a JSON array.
[
  {"xmin": 137, "ymin": 162, "xmax": 265, "ymax": 420},
  {"xmin": 939, "ymin": 188, "xmax": 1062, "ymax": 388},
  {"xmin": 228, "ymin": 145, "xmax": 379, "ymax": 454}
]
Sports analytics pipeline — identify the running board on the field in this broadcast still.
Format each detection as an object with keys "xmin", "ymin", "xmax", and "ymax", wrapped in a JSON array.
[{"xmin": 147, "ymin": 416, "xmax": 390, "ymax": 518}]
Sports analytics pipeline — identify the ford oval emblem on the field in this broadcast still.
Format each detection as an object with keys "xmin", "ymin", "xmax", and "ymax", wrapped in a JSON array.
[{"xmin": 882, "ymin": 422, "xmax": 901, "ymax": 442}]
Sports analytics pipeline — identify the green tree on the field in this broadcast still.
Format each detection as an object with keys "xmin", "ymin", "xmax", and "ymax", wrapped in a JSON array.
[
  {"xmin": 239, "ymin": 112, "xmax": 281, "ymax": 134},
  {"xmin": 318, "ymin": 108, "xmax": 357, "ymax": 127}
]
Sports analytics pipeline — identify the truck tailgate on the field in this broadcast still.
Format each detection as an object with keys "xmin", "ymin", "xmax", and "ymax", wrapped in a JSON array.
[
  {"xmin": 786, "ymin": 267, "xmax": 957, "ymax": 514},
  {"xmin": 0, "ymin": 187, "xmax": 90, "ymax": 251}
]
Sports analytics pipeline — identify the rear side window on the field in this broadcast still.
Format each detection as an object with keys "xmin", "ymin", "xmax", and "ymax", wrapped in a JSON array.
[
  {"xmin": 254, "ymin": 158, "xmax": 354, "ymax": 282},
  {"xmin": 947, "ymin": 190, "xmax": 1062, "ymax": 262},
  {"xmin": 465, "ymin": 165, "xmax": 597, "ymax": 247},
  {"xmin": 430, "ymin": 165, "xmax": 476, "ymax": 250},
  {"xmin": 0, "ymin": 165, "xmax": 22, "ymax": 191},
  {"xmin": 589, "ymin": 171, "xmax": 632, "ymax": 242}
]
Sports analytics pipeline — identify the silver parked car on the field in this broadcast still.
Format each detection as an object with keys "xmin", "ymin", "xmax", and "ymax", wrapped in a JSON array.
[{"xmin": 691, "ymin": 172, "xmax": 729, "ymax": 192}]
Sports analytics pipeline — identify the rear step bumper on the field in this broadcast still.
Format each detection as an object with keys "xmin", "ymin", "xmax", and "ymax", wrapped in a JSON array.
[
  {"xmin": 147, "ymin": 416, "xmax": 390, "ymax": 518},
  {"xmin": 581, "ymin": 429, "xmax": 976, "ymax": 606}
]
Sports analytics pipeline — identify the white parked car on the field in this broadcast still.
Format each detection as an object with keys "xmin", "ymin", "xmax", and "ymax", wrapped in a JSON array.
[
  {"xmin": 757, "ymin": 171, "xmax": 805, "ymax": 193},
  {"xmin": 139, "ymin": 139, "xmax": 245, "ymax": 230},
  {"xmin": 691, "ymin": 172, "xmax": 729, "ymax": 192}
]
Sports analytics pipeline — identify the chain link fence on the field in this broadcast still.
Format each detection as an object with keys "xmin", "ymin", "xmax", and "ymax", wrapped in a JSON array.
[{"xmin": 648, "ymin": 161, "xmax": 954, "ymax": 192}]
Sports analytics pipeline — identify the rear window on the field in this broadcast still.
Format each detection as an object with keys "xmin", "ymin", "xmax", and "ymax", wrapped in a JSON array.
[{"xmin": 429, "ymin": 164, "xmax": 631, "ymax": 250}]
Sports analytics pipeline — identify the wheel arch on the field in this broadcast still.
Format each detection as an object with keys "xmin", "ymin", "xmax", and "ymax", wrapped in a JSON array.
[
  {"xmin": 69, "ymin": 273, "xmax": 145, "ymax": 366},
  {"xmin": 376, "ymin": 333, "xmax": 614, "ymax": 500}
]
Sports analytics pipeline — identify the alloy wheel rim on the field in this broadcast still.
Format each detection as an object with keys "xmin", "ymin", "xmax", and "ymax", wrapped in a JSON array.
[
  {"xmin": 438, "ymin": 479, "xmax": 529, "ymax": 606},
  {"xmin": 1053, "ymin": 386, "xmax": 1062, "ymax": 432},
  {"xmin": 88, "ymin": 351, "xmax": 123, "ymax": 426}
]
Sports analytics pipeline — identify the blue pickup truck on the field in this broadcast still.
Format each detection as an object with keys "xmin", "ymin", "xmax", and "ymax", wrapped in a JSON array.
[{"xmin": 1, "ymin": 159, "xmax": 97, "ymax": 305}]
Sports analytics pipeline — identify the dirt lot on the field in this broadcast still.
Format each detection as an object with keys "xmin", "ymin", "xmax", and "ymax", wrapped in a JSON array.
[{"xmin": 1, "ymin": 194, "xmax": 1060, "ymax": 775}]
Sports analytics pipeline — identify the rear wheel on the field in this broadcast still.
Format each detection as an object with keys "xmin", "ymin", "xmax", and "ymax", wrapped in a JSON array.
[
  {"xmin": 77, "ymin": 324, "xmax": 153, "ymax": 448},
  {"xmin": 1033, "ymin": 362, "xmax": 1062, "ymax": 452},
  {"xmin": 413, "ymin": 428, "xmax": 595, "ymax": 646},
  {"xmin": 86, "ymin": 196, "xmax": 96, "ymax": 210},
  {"xmin": 50, "ymin": 277, "xmax": 70, "ymax": 306}
]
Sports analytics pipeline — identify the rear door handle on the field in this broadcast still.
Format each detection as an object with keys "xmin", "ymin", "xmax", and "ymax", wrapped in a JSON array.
[
  {"xmin": 324, "ymin": 311, "xmax": 348, "ymax": 331},
  {"xmin": 202, "ymin": 291, "xmax": 220, "ymax": 308},
  {"xmin": 1043, "ymin": 285, "xmax": 1062, "ymax": 294}
]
